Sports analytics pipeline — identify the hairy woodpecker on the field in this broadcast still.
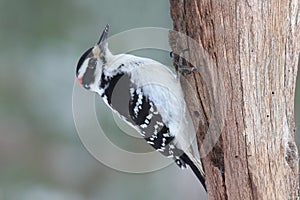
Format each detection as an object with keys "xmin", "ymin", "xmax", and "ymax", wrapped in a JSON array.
[{"xmin": 75, "ymin": 24, "xmax": 206, "ymax": 191}]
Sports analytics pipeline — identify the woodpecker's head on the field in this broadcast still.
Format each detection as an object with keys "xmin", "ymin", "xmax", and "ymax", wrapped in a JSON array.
[{"xmin": 76, "ymin": 24, "xmax": 111, "ymax": 91}]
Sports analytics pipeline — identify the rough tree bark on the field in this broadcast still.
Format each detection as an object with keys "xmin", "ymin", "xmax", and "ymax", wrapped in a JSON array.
[{"xmin": 169, "ymin": 0, "xmax": 299, "ymax": 199}]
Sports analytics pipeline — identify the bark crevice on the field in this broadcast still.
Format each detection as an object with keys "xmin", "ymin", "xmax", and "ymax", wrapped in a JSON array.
[{"xmin": 170, "ymin": 0, "xmax": 299, "ymax": 199}]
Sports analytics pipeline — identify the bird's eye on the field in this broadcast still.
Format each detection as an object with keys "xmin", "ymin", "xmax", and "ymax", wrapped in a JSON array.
[{"xmin": 84, "ymin": 84, "xmax": 90, "ymax": 89}]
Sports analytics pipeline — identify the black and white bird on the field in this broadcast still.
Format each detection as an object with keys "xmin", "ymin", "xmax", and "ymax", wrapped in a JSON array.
[{"xmin": 76, "ymin": 24, "xmax": 206, "ymax": 191}]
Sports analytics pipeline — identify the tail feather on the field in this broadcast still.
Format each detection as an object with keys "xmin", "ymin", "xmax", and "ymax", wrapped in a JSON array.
[{"xmin": 180, "ymin": 153, "xmax": 207, "ymax": 191}]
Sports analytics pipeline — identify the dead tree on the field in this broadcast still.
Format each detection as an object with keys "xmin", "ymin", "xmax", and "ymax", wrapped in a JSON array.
[{"xmin": 169, "ymin": 0, "xmax": 299, "ymax": 199}]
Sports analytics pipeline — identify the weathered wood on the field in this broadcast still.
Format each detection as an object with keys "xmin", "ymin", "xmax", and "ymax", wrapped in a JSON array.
[{"xmin": 169, "ymin": 0, "xmax": 299, "ymax": 199}]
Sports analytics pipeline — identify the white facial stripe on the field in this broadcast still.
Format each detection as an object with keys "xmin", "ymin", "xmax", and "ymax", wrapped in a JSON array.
[{"xmin": 78, "ymin": 58, "xmax": 90, "ymax": 78}]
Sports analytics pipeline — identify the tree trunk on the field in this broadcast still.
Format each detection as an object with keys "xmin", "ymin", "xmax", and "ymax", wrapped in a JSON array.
[{"xmin": 169, "ymin": 0, "xmax": 299, "ymax": 199}]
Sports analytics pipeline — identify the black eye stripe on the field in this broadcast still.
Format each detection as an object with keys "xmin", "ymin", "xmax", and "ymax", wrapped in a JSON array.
[
  {"xmin": 82, "ymin": 66, "xmax": 96, "ymax": 87},
  {"xmin": 88, "ymin": 58, "xmax": 97, "ymax": 69}
]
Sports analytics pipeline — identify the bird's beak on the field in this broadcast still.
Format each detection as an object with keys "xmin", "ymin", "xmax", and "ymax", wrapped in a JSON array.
[{"xmin": 97, "ymin": 24, "xmax": 109, "ymax": 45}]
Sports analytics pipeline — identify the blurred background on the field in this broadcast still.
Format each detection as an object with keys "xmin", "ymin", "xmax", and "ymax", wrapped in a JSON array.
[
  {"xmin": 0, "ymin": 0, "xmax": 207, "ymax": 199},
  {"xmin": 0, "ymin": 0, "xmax": 298, "ymax": 200}
]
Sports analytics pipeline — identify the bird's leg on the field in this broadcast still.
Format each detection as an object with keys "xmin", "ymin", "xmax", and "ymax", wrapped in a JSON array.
[{"xmin": 170, "ymin": 48, "xmax": 198, "ymax": 77}]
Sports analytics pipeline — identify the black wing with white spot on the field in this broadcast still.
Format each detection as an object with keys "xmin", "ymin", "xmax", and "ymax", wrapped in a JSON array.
[
  {"xmin": 99, "ymin": 71, "xmax": 191, "ymax": 169},
  {"xmin": 128, "ymin": 86, "xmax": 188, "ymax": 168}
]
